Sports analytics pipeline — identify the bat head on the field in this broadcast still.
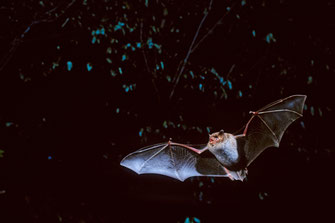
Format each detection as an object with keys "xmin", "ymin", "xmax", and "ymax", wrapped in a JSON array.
[{"xmin": 208, "ymin": 129, "xmax": 225, "ymax": 146}]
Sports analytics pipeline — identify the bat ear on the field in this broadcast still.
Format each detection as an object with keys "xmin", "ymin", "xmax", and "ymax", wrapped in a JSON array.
[{"xmin": 219, "ymin": 129, "xmax": 224, "ymax": 135}]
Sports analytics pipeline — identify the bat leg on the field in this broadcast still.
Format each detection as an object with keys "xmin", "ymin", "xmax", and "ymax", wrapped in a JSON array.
[
  {"xmin": 168, "ymin": 139, "xmax": 208, "ymax": 154},
  {"xmin": 223, "ymin": 166, "xmax": 235, "ymax": 180}
]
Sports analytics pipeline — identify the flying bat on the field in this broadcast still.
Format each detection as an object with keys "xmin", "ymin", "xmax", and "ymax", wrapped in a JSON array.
[{"xmin": 120, "ymin": 95, "xmax": 306, "ymax": 181}]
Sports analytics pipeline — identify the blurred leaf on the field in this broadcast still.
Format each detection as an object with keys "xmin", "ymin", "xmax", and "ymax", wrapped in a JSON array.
[
  {"xmin": 227, "ymin": 80, "xmax": 232, "ymax": 90},
  {"xmin": 5, "ymin": 122, "xmax": 14, "ymax": 127},
  {"xmin": 265, "ymin": 33, "xmax": 276, "ymax": 43},
  {"xmin": 86, "ymin": 63, "xmax": 93, "ymax": 71},
  {"xmin": 310, "ymin": 106, "xmax": 315, "ymax": 116},
  {"xmin": 139, "ymin": 128, "xmax": 144, "ymax": 137},
  {"xmin": 66, "ymin": 61, "xmax": 73, "ymax": 71},
  {"xmin": 307, "ymin": 76, "xmax": 312, "ymax": 84},
  {"xmin": 184, "ymin": 217, "xmax": 201, "ymax": 223},
  {"xmin": 252, "ymin": 30, "xmax": 256, "ymax": 37}
]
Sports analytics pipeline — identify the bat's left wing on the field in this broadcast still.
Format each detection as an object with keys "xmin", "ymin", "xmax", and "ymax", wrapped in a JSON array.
[
  {"xmin": 236, "ymin": 94, "xmax": 307, "ymax": 167},
  {"xmin": 120, "ymin": 142, "xmax": 231, "ymax": 182}
]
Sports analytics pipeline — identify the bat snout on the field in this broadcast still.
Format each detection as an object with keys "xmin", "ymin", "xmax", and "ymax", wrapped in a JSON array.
[{"xmin": 209, "ymin": 136, "xmax": 220, "ymax": 146}]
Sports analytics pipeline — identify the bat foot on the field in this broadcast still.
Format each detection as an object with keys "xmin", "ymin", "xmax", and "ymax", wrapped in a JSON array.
[{"xmin": 223, "ymin": 167, "xmax": 235, "ymax": 181}]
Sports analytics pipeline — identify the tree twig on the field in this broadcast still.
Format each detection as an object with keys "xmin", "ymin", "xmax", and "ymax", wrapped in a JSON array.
[
  {"xmin": 0, "ymin": 0, "xmax": 76, "ymax": 73},
  {"xmin": 140, "ymin": 20, "xmax": 151, "ymax": 75},
  {"xmin": 169, "ymin": 0, "xmax": 213, "ymax": 99},
  {"xmin": 190, "ymin": 2, "xmax": 237, "ymax": 54},
  {"xmin": 140, "ymin": 20, "xmax": 160, "ymax": 100},
  {"xmin": 226, "ymin": 63, "xmax": 235, "ymax": 80}
]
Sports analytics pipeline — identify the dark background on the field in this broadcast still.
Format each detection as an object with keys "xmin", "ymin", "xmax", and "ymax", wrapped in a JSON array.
[{"xmin": 0, "ymin": 0, "xmax": 334, "ymax": 222}]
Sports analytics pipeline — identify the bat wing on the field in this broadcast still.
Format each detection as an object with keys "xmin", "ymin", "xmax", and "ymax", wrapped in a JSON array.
[
  {"xmin": 120, "ymin": 143, "xmax": 233, "ymax": 182},
  {"xmin": 237, "ymin": 94, "xmax": 307, "ymax": 166}
]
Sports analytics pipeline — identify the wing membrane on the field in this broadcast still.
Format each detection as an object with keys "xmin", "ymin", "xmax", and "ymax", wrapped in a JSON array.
[
  {"xmin": 238, "ymin": 95, "xmax": 306, "ymax": 166},
  {"xmin": 120, "ymin": 143, "xmax": 230, "ymax": 181}
]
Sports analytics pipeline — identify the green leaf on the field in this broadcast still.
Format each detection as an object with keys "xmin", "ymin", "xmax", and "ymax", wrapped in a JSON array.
[{"xmin": 0, "ymin": 149, "xmax": 4, "ymax": 158}]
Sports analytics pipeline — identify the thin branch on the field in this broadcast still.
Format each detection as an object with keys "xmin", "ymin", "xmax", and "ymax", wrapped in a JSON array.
[
  {"xmin": 169, "ymin": 0, "xmax": 213, "ymax": 99},
  {"xmin": 41, "ymin": 0, "xmax": 76, "ymax": 23},
  {"xmin": 226, "ymin": 63, "xmax": 235, "ymax": 80},
  {"xmin": 0, "ymin": 39, "xmax": 20, "ymax": 72},
  {"xmin": 140, "ymin": 20, "xmax": 160, "ymax": 100},
  {"xmin": 140, "ymin": 21, "xmax": 151, "ymax": 74},
  {"xmin": 0, "ymin": 0, "xmax": 76, "ymax": 73},
  {"xmin": 190, "ymin": 2, "xmax": 237, "ymax": 54}
]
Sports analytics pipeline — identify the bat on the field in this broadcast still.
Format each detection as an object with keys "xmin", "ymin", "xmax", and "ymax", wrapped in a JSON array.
[{"xmin": 120, "ymin": 95, "xmax": 306, "ymax": 181}]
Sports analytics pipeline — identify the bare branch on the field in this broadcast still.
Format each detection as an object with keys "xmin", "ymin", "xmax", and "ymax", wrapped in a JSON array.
[
  {"xmin": 226, "ymin": 63, "xmax": 235, "ymax": 80},
  {"xmin": 39, "ymin": 0, "xmax": 76, "ymax": 23},
  {"xmin": 191, "ymin": 2, "xmax": 237, "ymax": 54},
  {"xmin": 0, "ymin": 0, "xmax": 77, "ymax": 73},
  {"xmin": 169, "ymin": 0, "xmax": 213, "ymax": 99},
  {"xmin": 0, "ymin": 39, "xmax": 20, "ymax": 72},
  {"xmin": 140, "ymin": 20, "xmax": 160, "ymax": 100},
  {"xmin": 140, "ymin": 21, "xmax": 151, "ymax": 75}
]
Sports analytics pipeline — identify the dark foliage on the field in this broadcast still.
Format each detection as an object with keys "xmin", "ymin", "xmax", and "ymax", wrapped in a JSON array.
[{"xmin": 0, "ymin": 0, "xmax": 334, "ymax": 222}]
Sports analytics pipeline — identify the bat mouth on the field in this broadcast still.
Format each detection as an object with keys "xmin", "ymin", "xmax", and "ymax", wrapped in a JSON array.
[{"xmin": 209, "ymin": 137, "xmax": 218, "ymax": 146}]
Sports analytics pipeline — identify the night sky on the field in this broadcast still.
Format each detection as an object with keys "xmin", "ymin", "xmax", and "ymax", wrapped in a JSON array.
[{"xmin": 0, "ymin": 0, "xmax": 334, "ymax": 222}]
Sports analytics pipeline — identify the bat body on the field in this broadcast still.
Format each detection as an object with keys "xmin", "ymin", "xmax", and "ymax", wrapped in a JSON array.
[{"xmin": 121, "ymin": 95, "xmax": 306, "ymax": 181}]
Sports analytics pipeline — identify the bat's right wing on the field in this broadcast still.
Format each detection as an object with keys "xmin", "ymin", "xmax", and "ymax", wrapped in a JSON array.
[{"xmin": 120, "ymin": 142, "xmax": 234, "ymax": 182}]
